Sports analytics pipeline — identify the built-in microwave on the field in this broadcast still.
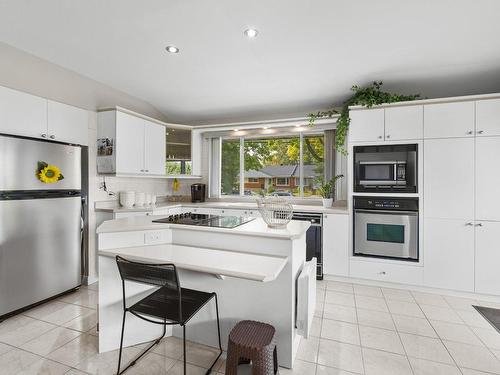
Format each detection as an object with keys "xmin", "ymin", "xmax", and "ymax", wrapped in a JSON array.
[
  {"xmin": 354, "ymin": 144, "xmax": 417, "ymax": 193},
  {"xmin": 358, "ymin": 161, "xmax": 407, "ymax": 186}
]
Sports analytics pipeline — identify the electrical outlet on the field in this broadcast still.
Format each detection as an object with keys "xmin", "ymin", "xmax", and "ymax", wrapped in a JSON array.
[{"xmin": 144, "ymin": 230, "xmax": 166, "ymax": 245}]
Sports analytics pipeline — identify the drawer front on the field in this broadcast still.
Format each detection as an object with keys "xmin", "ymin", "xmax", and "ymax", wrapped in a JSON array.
[{"xmin": 349, "ymin": 260, "xmax": 423, "ymax": 286}]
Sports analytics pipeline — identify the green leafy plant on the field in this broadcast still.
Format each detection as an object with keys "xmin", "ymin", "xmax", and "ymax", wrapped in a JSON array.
[
  {"xmin": 308, "ymin": 81, "xmax": 420, "ymax": 154},
  {"xmin": 317, "ymin": 174, "xmax": 344, "ymax": 199}
]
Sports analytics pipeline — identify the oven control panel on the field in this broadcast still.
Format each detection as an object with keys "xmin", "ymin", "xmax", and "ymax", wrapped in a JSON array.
[{"xmin": 354, "ymin": 196, "xmax": 419, "ymax": 211}]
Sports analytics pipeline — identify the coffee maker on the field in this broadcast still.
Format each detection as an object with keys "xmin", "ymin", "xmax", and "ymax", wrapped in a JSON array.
[{"xmin": 191, "ymin": 183, "xmax": 206, "ymax": 203}]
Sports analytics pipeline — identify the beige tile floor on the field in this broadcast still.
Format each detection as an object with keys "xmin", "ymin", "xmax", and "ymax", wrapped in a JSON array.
[{"xmin": 2, "ymin": 281, "xmax": 500, "ymax": 374}]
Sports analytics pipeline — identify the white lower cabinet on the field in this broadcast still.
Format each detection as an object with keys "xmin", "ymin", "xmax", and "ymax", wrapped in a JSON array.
[
  {"xmin": 423, "ymin": 218, "xmax": 475, "ymax": 292},
  {"xmin": 323, "ymin": 214, "xmax": 349, "ymax": 277},
  {"xmin": 349, "ymin": 260, "xmax": 423, "ymax": 285},
  {"xmin": 475, "ymin": 221, "xmax": 500, "ymax": 295}
]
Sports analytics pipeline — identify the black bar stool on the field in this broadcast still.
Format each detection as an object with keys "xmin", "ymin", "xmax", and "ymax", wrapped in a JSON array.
[{"xmin": 115, "ymin": 255, "xmax": 223, "ymax": 375}]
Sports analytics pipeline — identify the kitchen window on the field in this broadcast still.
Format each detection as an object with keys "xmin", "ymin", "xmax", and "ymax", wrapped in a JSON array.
[{"xmin": 216, "ymin": 130, "xmax": 336, "ymax": 199}]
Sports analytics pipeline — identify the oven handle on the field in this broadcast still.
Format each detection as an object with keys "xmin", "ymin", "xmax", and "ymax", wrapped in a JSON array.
[{"xmin": 355, "ymin": 209, "xmax": 418, "ymax": 216}]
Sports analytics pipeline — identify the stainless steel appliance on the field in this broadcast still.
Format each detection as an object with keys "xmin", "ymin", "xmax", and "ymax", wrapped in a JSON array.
[
  {"xmin": 358, "ymin": 160, "xmax": 407, "ymax": 186},
  {"xmin": 191, "ymin": 183, "xmax": 206, "ymax": 203},
  {"xmin": 0, "ymin": 135, "xmax": 83, "ymax": 319},
  {"xmin": 353, "ymin": 197, "xmax": 419, "ymax": 261},
  {"xmin": 354, "ymin": 144, "xmax": 417, "ymax": 193},
  {"xmin": 292, "ymin": 212, "xmax": 323, "ymax": 280},
  {"xmin": 152, "ymin": 212, "xmax": 255, "ymax": 228}
]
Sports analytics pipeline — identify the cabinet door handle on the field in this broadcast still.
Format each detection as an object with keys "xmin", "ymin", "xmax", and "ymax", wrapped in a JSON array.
[
  {"xmin": 477, "ymin": 130, "xmax": 484, "ymax": 134},
  {"xmin": 465, "ymin": 222, "xmax": 474, "ymax": 226},
  {"xmin": 379, "ymin": 271, "xmax": 386, "ymax": 275},
  {"xmin": 41, "ymin": 133, "xmax": 47, "ymax": 138},
  {"xmin": 475, "ymin": 223, "xmax": 483, "ymax": 227},
  {"xmin": 49, "ymin": 135, "xmax": 55, "ymax": 139},
  {"xmin": 466, "ymin": 130, "xmax": 474, "ymax": 135},
  {"xmin": 386, "ymin": 135, "xmax": 391, "ymax": 139},
  {"xmin": 145, "ymin": 169, "xmax": 149, "ymax": 172},
  {"xmin": 378, "ymin": 135, "xmax": 383, "ymax": 139},
  {"xmin": 140, "ymin": 169, "xmax": 144, "ymax": 172}
]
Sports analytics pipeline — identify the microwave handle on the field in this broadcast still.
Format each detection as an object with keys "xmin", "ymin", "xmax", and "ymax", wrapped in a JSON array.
[{"xmin": 355, "ymin": 209, "xmax": 418, "ymax": 216}]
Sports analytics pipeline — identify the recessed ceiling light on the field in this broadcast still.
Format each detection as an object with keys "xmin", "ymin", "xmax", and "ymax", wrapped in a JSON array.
[
  {"xmin": 244, "ymin": 28, "xmax": 259, "ymax": 38},
  {"xmin": 165, "ymin": 45, "xmax": 179, "ymax": 54},
  {"xmin": 234, "ymin": 129, "xmax": 239, "ymax": 132},
  {"xmin": 263, "ymin": 127, "xmax": 269, "ymax": 130},
  {"xmin": 295, "ymin": 124, "xmax": 301, "ymax": 127}
]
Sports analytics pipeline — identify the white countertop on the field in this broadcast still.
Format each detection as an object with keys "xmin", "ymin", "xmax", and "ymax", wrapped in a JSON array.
[
  {"xmin": 99, "ymin": 243, "xmax": 288, "ymax": 282},
  {"xmin": 95, "ymin": 200, "xmax": 348, "ymax": 215},
  {"xmin": 97, "ymin": 215, "xmax": 311, "ymax": 239}
]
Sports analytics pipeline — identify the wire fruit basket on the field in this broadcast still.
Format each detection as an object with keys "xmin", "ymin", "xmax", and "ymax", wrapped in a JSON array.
[{"xmin": 256, "ymin": 197, "xmax": 294, "ymax": 229}]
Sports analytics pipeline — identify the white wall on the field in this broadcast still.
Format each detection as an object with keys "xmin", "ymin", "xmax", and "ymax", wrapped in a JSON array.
[{"xmin": 0, "ymin": 42, "xmax": 167, "ymax": 119}]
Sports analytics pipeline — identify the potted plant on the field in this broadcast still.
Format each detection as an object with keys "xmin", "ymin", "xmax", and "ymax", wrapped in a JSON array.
[{"xmin": 318, "ymin": 175, "xmax": 344, "ymax": 208}]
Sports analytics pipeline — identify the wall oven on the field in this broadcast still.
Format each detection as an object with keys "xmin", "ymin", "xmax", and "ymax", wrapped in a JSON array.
[
  {"xmin": 353, "ymin": 197, "xmax": 419, "ymax": 261},
  {"xmin": 354, "ymin": 144, "xmax": 417, "ymax": 193}
]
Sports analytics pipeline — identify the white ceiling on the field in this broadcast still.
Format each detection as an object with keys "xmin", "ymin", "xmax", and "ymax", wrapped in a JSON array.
[{"xmin": 0, "ymin": 0, "xmax": 499, "ymax": 124}]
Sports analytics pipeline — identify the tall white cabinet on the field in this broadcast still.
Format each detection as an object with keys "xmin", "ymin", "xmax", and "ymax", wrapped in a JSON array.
[{"xmin": 349, "ymin": 94, "xmax": 500, "ymax": 296}]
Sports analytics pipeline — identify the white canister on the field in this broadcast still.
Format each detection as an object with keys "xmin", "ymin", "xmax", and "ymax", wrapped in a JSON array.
[
  {"xmin": 119, "ymin": 191, "xmax": 135, "ymax": 208},
  {"xmin": 145, "ymin": 193, "xmax": 152, "ymax": 206},
  {"xmin": 135, "ymin": 192, "xmax": 145, "ymax": 207},
  {"xmin": 151, "ymin": 194, "xmax": 157, "ymax": 206}
]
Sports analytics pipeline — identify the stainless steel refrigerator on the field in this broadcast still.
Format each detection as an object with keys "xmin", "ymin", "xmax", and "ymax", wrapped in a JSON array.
[{"xmin": 0, "ymin": 135, "xmax": 83, "ymax": 318}]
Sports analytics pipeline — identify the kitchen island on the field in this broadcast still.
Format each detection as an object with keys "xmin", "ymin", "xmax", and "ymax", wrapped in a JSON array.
[{"xmin": 96, "ymin": 215, "xmax": 311, "ymax": 368}]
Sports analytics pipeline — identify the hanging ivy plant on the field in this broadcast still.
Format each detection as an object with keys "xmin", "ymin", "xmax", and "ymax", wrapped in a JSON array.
[{"xmin": 308, "ymin": 81, "xmax": 420, "ymax": 154}]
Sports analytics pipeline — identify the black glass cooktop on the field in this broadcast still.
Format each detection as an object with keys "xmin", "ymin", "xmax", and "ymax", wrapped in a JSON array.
[{"xmin": 152, "ymin": 212, "xmax": 255, "ymax": 228}]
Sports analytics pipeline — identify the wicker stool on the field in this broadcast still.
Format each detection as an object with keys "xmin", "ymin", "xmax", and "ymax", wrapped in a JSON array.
[{"xmin": 225, "ymin": 320, "xmax": 278, "ymax": 375}]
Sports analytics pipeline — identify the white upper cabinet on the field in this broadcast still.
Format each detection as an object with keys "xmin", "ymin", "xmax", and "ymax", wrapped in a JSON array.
[
  {"xmin": 475, "ymin": 221, "xmax": 500, "ymax": 296},
  {"xmin": 476, "ymin": 98, "xmax": 500, "ymax": 137},
  {"xmin": 423, "ymin": 101, "xmax": 475, "ymax": 138},
  {"xmin": 384, "ymin": 105, "xmax": 423, "ymax": 141},
  {"xmin": 144, "ymin": 121, "xmax": 166, "ymax": 175},
  {"xmin": 100, "ymin": 110, "xmax": 166, "ymax": 177},
  {"xmin": 424, "ymin": 138, "xmax": 474, "ymax": 219},
  {"xmin": 475, "ymin": 137, "xmax": 500, "ymax": 221},
  {"xmin": 424, "ymin": 217, "xmax": 474, "ymax": 292},
  {"xmin": 0, "ymin": 85, "xmax": 47, "ymax": 139},
  {"xmin": 115, "ymin": 111, "xmax": 148, "ymax": 175},
  {"xmin": 349, "ymin": 108, "xmax": 384, "ymax": 142},
  {"xmin": 47, "ymin": 100, "xmax": 88, "ymax": 145}
]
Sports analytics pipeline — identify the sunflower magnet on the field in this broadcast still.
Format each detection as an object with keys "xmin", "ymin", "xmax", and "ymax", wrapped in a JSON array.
[{"xmin": 36, "ymin": 161, "xmax": 64, "ymax": 184}]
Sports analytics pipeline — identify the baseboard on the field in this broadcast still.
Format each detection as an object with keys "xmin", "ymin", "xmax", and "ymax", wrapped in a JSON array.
[{"xmin": 323, "ymin": 274, "xmax": 500, "ymax": 303}]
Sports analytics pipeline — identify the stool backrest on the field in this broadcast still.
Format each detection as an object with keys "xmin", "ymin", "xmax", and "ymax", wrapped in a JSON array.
[
  {"xmin": 116, "ymin": 256, "xmax": 179, "ymax": 288},
  {"xmin": 115, "ymin": 256, "xmax": 182, "ymax": 319}
]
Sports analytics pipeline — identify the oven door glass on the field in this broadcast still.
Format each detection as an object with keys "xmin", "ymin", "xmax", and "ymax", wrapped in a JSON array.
[
  {"xmin": 354, "ymin": 210, "xmax": 418, "ymax": 261},
  {"xmin": 359, "ymin": 163, "xmax": 395, "ymax": 184},
  {"xmin": 367, "ymin": 223, "xmax": 405, "ymax": 244}
]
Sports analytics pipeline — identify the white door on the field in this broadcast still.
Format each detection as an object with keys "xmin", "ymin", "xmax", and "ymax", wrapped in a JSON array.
[
  {"xmin": 476, "ymin": 98, "xmax": 500, "ymax": 137},
  {"xmin": 0, "ymin": 85, "xmax": 47, "ymax": 139},
  {"xmin": 47, "ymin": 100, "xmax": 88, "ymax": 145},
  {"xmin": 423, "ymin": 218, "xmax": 475, "ymax": 292},
  {"xmin": 323, "ymin": 214, "xmax": 349, "ymax": 277},
  {"xmin": 475, "ymin": 221, "xmax": 500, "ymax": 295},
  {"xmin": 424, "ymin": 101, "xmax": 475, "ymax": 138},
  {"xmin": 115, "ymin": 112, "xmax": 145, "ymax": 174},
  {"xmin": 476, "ymin": 137, "xmax": 500, "ymax": 221},
  {"xmin": 349, "ymin": 108, "xmax": 384, "ymax": 143},
  {"xmin": 424, "ymin": 138, "xmax": 474, "ymax": 219},
  {"xmin": 384, "ymin": 105, "xmax": 423, "ymax": 141},
  {"xmin": 144, "ymin": 121, "xmax": 166, "ymax": 175}
]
